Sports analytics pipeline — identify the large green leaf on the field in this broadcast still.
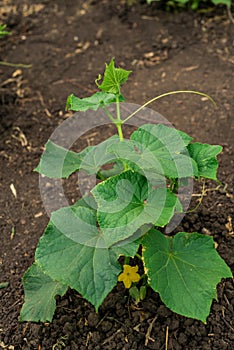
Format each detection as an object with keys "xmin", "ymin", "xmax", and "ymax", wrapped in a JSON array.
[
  {"xmin": 92, "ymin": 170, "xmax": 177, "ymax": 246},
  {"xmin": 66, "ymin": 92, "xmax": 124, "ymax": 112},
  {"xmin": 35, "ymin": 204, "xmax": 139, "ymax": 313},
  {"xmin": 96, "ymin": 58, "xmax": 132, "ymax": 94},
  {"xmin": 20, "ymin": 263, "xmax": 67, "ymax": 322},
  {"xmin": 188, "ymin": 143, "xmax": 222, "ymax": 180},
  {"xmin": 34, "ymin": 140, "xmax": 93, "ymax": 178},
  {"xmin": 34, "ymin": 136, "xmax": 120, "ymax": 179},
  {"xmin": 142, "ymin": 229, "xmax": 232, "ymax": 322},
  {"xmin": 130, "ymin": 124, "xmax": 198, "ymax": 179}
]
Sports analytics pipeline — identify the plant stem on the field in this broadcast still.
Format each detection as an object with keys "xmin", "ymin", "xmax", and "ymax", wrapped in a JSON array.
[
  {"xmin": 116, "ymin": 122, "xmax": 123, "ymax": 141},
  {"xmin": 97, "ymin": 171, "xmax": 106, "ymax": 181},
  {"xmin": 135, "ymin": 253, "xmax": 143, "ymax": 261},
  {"xmin": 122, "ymin": 90, "xmax": 217, "ymax": 124},
  {"xmin": 124, "ymin": 256, "xmax": 130, "ymax": 265},
  {"xmin": 115, "ymin": 95, "xmax": 124, "ymax": 141},
  {"xmin": 115, "ymin": 95, "xmax": 129, "ymax": 170}
]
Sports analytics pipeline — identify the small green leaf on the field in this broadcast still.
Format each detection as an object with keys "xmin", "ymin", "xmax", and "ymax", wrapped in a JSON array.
[
  {"xmin": 20, "ymin": 263, "xmax": 67, "ymax": 322},
  {"xmin": 129, "ymin": 286, "xmax": 140, "ymax": 303},
  {"xmin": 66, "ymin": 92, "xmax": 124, "ymax": 112},
  {"xmin": 142, "ymin": 229, "xmax": 232, "ymax": 322},
  {"xmin": 0, "ymin": 282, "xmax": 9, "ymax": 289},
  {"xmin": 92, "ymin": 170, "xmax": 177, "ymax": 246},
  {"xmin": 96, "ymin": 58, "xmax": 132, "ymax": 94},
  {"xmin": 139, "ymin": 285, "xmax": 147, "ymax": 300},
  {"xmin": 188, "ymin": 143, "xmax": 222, "ymax": 180},
  {"xmin": 0, "ymin": 24, "xmax": 10, "ymax": 38},
  {"xmin": 34, "ymin": 140, "xmax": 93, "ymax": 178}
]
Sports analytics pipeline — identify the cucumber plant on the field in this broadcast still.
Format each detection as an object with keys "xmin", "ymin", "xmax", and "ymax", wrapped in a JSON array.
[{"xmin": 20, "ymin": 59, "xmax": 232, "ymax": 323}]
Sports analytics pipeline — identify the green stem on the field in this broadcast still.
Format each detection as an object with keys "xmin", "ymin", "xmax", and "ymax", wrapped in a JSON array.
[
  {"xmin": 0, "ymin": 61, "xmax": 32, "ymax": 68},
  {"xmin": 97, "ymin": 171, "xmax": 106, "ymax": 181},
  {"xmin": 135, "ymin": 253, "xmax": 143, "ymax": 261},
  {"xmin": 115, "ymin": 95, "xmax": 124, "ymax": 141},
  {"xmin": 122, "ymin": 90, "xmax": 217, "ymax": 124},
  {"xmin": 114, "ymin": 95, "xmax": 129, "ymax": 170},
  {"xmin": 116, "ymin": 122, "xmax": 123, "ymax": 141},
  {"xmin": 124, "ymin": 256, "xmax": 130, "ymax": 265}
]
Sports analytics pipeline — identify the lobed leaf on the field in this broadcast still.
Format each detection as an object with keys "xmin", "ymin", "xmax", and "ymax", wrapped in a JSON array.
[
  {"xmin": 34, "ymin": 202, "xmax": 139, "ymax": 315},
  {"xmin": 188, "ymin": 143, "xmax": 222, "ymax": 180},
  {"xmin": 142, "ymin": 229, "xmax": 232, "ymax": 322},
  {"xmin": 130, "ymin": 124, "xmax": 198, "ymax": 179},
  {"xmin": 20, "ymin": 263, "xmax": 67, "ymax": 322},
  {"xmin": 66, "ymin": 92, "xmax": 124, "ymax": 112},
  {"xmin": 96, "ymin": 58, "xmax": 132, "ymax": 94},
  {"xmin": 34, "ymin": 136, "xmax": 120, "ymax": 179},
  {"xmin": 92, "ymin": 170, "xmax": 177, "ymax": 246},
  {"xmin": 34, "ymin": 140, "xmax": 93, "ymax": 178}
]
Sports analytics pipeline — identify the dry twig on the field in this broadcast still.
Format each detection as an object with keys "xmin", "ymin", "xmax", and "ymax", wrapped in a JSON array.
[{"xmin": 145, "ymin": 315, "xmax": 157, "ymax": 346}]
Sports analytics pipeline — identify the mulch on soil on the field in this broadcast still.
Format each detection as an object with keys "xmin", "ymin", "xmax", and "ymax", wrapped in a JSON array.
[{"xmin": 0, "ymin": 0, "xmax": 233, "ymax": 349}]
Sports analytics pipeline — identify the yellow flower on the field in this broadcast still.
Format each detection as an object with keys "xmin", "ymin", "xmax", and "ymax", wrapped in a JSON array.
[{"xmin": 118, "ymin": 264, "xmax": 140, "ymax": 289}]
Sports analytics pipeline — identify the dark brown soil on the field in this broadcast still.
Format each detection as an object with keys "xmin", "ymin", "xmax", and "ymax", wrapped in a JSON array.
[{"xmin": 0, "ymin": 0, "xmax": 233, "ymax": 349}]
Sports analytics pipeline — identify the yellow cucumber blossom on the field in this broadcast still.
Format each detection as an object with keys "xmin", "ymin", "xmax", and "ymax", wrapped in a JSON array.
[{"xmin": 118, "ymin": 264, "xmax": 140, "ymax": 289}]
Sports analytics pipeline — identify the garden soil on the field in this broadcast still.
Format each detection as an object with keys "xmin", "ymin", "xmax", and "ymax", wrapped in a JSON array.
[{"xmin": 0, "ymin": 0, "xmax": 234, "ymax": 349}]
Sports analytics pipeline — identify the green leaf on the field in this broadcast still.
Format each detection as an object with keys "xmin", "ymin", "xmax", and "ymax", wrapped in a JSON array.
[
  {"xmin": 96, "ymin": 58, "xmax": 132, "ymax": 94},
  {"xmin": 20, "ymin": 263, "xmax": 67, "ymax": 322},
  {"xmin": 140, "ymin": 285, "xmax": 147, "ymax": 300},
  {"xmin": 35, "ymin": 204, "xmax": 139, "ymax": 312},
  {"xmin": 34, "ymin": 135, "xmax": 119, "ymax": 179},
  {"xmin": 130, "ymin": 124, "xmax": 198, "ymax": 179},
  {"xmin": 142, "ymin": 229, "xmax": 232, "ymax": 322},
  {"xmin": 92, "ymin": 170, "xmax": 177, "ymax": 246},
  {"xmin": 129, "ymin": 286, "xmax": 140, "ymax": 303},
  {"xmin": 72, "ymin": 194, "xmax": 97, "ymax": 211},
  {"xmin": 188, "ymin": 143, "xmax": 222, "ymax": 180},
  {"xmin": 0, "ymin": 24, "xmax": 10, "ymax": 38},
  {"xmin": 0, "ymin": 282, "xmax": 9, "ymax": 289},
  {"xmin": 107, "ymin": 139, "xmax": 166, "ymax": 186},
  {"xmin": 34, "ymin": 140, "xmax": 93, "ymax": 178},
  {"xmin": 212, "ymin": 0, "xmax": 231, "ymax": 7},
  {"xmin": 66, "ymin": 92, "xmax": 124, "ymax": 112}
]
